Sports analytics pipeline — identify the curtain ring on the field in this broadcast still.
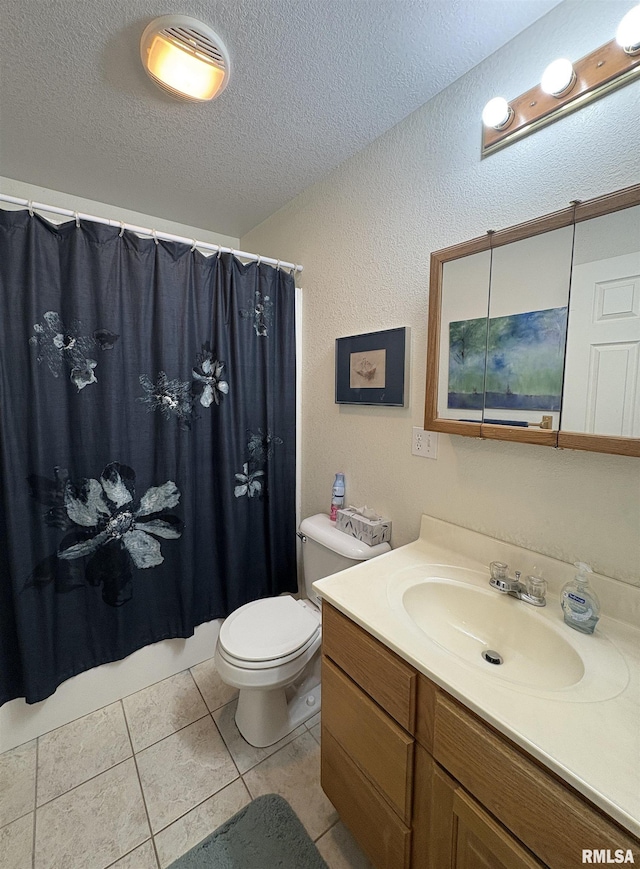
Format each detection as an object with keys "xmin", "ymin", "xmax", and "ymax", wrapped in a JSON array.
[
  {"xmin": 256, "ymin": 255, "xmax": 262, "ymax": 266},
  {"xmin": 230, "ymin": 249, "xmax": 236, "ymax": 259},
  {"xmin": 119, "ymin": 221, "xmax": 125, "ymax": 237},
  {"xmin": 217, "ymin": 247, "xmax": 222, "ymax": 259},
  {"xmin": 191, "ymin": 239, "xmax": 197, "ymax": 252},
  {"xmin": 276, "ymin": 260, "xmax": 281, "ymax": 271},
  {"xmin": 74, "ymin": 211, "xmax": 80, "ymax": 228},
  {"xmin": 28, "ymin": 201, "xmax": 34, "ymax": 217},
  {"xmin": 152, "ymin": 229, "xmax": 159, "ymax": 246}
]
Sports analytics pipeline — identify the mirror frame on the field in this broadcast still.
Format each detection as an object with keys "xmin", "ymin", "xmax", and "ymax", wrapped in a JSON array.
[{"xmin": 425, "ymin": 182, "xmax": 640, "ymax": 457}]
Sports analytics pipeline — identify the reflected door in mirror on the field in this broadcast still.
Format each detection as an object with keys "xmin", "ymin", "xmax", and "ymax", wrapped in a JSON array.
[{"xmin": 562, "ymin": 205, "xmax": 640, "ymax": 437}]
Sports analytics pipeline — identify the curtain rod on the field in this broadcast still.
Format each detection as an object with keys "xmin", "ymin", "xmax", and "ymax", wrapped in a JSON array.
[{"xmin": 0, "ymin": 193, "xmax": 303, "ymax": 274}]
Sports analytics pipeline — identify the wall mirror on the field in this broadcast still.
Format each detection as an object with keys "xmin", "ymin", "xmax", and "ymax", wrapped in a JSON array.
[{"xmin": 425, "ymin": 183, "xmax": 640, "ymax": 457}]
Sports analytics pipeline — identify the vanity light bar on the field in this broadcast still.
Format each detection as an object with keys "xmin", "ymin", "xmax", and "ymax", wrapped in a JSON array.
[{"xmin": 482, "ymin": 29, "xmax": 640, "ymax": 156}]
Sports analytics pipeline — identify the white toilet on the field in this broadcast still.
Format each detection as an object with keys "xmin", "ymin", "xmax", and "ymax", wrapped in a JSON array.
[{"xmin": 214, "ymin": 513, "xmax": 390, "ymax": 747}]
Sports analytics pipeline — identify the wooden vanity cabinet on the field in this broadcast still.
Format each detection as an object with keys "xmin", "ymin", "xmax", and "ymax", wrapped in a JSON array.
[
  {"xmin": 321, "ymin": 602, "xmax": 416, "ymax": 868},
  {"xmin": 413, "ymin": 745, "xmax": 544, "ymax": 869},
  {"xmin": 320, "ymin": 602, "xmax": 640, "ymax": 869}
]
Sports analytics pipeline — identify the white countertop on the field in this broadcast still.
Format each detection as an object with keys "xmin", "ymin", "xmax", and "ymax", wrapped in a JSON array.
[{"xmin": 313, "ymin": 515, "xmax": 640, "ymax": 838}]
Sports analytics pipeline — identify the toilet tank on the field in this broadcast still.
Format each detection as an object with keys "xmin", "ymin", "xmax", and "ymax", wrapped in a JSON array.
[{"xmin": 299, "ymin": 513, "xmax": 390, "ymax": 606}]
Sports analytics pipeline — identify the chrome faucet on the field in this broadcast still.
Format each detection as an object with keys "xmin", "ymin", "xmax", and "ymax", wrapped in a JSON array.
[{"xmin": 489, "ymin": 562, "xmax": 547, "ymax": 607}]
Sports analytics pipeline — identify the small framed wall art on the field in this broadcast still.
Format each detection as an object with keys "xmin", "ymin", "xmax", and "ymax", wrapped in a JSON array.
[{"xmin": 335, "ymin": 327, "xmax": 407, "ymax": 406}]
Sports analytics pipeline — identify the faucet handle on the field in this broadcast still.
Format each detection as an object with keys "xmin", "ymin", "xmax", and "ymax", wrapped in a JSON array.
[
  {"xmin": 489, "ymin": 561, "xmax": 520, "ymax": 593},
  {"xmin": 523, "ymin": 575, "xmax": 547, "ymax": 606},
  {"xmin": 490, "ymin": 561, "xmax": 509, "ymax": 582}
]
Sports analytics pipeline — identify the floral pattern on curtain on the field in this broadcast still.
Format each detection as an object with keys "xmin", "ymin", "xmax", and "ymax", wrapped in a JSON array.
[{"xmin": 0, "ymin": 209, "xmax": 297, "ymax": 705}]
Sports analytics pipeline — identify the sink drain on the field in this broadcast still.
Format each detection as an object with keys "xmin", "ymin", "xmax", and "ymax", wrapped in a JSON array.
[{"xmin": 482, "ymin": 649, "xmax": 503, "ymax": 665}]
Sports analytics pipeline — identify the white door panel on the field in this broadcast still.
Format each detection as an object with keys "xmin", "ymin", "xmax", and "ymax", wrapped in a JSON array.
[{"xmin": 562, "ymin": 253, "xmax": 640, "ymax": 436}]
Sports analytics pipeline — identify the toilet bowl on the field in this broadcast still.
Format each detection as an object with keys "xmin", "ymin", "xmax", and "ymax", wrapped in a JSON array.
[
  {"xmin": 214, "ymin": 513, "xmax": 390, "ymax": 747},
  {"xmin": 215, "ymin": 596, "xmax": 322, "ymax": 747}
]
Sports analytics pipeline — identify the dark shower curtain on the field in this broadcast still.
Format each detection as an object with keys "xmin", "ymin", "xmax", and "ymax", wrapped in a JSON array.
[{"xmin": 0, "ymin": 209, "xmax": 297, "ymax": 706}]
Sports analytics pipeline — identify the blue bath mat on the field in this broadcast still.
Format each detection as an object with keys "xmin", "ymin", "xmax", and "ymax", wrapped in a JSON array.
[{"xmin": 167, "ymin": 793, "xmax": 329, "ymax": 868}]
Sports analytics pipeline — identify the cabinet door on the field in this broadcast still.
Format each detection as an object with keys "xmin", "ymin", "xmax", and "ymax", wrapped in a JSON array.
[
  {"xmin": 424, "ymin": 759, "xmax": 544, "ymax": 869},
  {"xmin": 434, "ymin": 693, "xmax": 640, "ymax": 866},
  {"xmin": 321, "ymin": 726, "xmax": 411, "ymax": 869},
  {"xmin": 322, "ymin": 657, "xmax": 414, "ymax": 823},
  {"xmin": 451, "ymin": 788, "xmax": 545, "ymax": 869}
]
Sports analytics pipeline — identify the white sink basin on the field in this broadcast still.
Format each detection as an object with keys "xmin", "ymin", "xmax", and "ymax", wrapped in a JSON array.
[
  {"xmin": 402, "ymin": 578, "xmax": 584, "ymax": 690},
  {"xmin": 387, "ymin": 565, "xmax": 628, "ymax": 701}
]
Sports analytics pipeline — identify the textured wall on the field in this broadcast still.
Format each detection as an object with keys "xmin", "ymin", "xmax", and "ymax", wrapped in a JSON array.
[
  {"xmin": 242, "ymin": 0, "xmax": 640, "ymax": 586},
  {"xmin": 0, "ymin": 176, "xmax": 239, "ymax": 249}
]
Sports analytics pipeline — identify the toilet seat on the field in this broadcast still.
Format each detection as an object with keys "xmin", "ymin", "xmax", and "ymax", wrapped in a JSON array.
[{"xmin": 219, "ymin": 596, "xmax": 320, "ymax": 669}]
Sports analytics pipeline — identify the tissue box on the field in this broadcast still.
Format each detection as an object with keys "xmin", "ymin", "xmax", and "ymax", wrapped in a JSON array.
[{"xmin": 336, "ymin": 507, "xmax": 391, "ymax": 546}]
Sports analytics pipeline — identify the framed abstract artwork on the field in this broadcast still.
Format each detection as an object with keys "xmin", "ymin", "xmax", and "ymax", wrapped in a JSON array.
[
  {"xmin": 335, "ymin": 327, "xmax": 407, "ymax": 406},
  {"xmin": 447, "ymin": 307, "xmax": 567, "ymax": 411}
]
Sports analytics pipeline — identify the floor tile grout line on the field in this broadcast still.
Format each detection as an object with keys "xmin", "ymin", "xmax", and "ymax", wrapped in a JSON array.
[
  {"xmin": 241, "ymin": 771, "xmax": 257, "ymax": 801},
  {"xmin": 32, "ymin": 704, "xmax": 132, "ymax": 808},
  {"xmin": 25, "ymin": 693, "xmax": 345, "ymax": 868},
  {"xmin": 102, "ymin": 837, "xmax": 155, "ymax": 869},
  {"xmin": 31, "ymin": 704, "xmax": 221, "ymax": 813},
  {"xmin": 21, "ymin": 687, "xmax": 239, "ymax": 860},
  {"xmin": 209, "ymin": 701, "xmax": 251, "ymax": 774},
  {"xmin": 143, "ymin": 725, "xmax": 340, "ymax": 866},
  {"xmin": 313, "ymin": 815, "xmax": 341, "ymax": 843},
  {"xmin": 6, "ymin": 693, "xmax": 139, "ymax": 754},
  {"xmin": 238, "ymin": 725, "xmax": 314, "ymax": 786},
  {"xmin": 187, "ymin": 662, "xmax": 239, "ymax": 716},
  {"xmin": 212, "ymin": 700, "xmax": 312, "ymax": 777},
  {"xmin": 32, "ymin": 738, "xmax": 38, "ymax": 869},
  {"xmin": 122, "ymin": 666, "xmax": 210, "ymax": 751},
  {"xmin": 1, "ymin": 664, "xmax": 218, "ymax": 757},
  {"xmin": 0, "ymin": 807, "xmax": 36, "ymax": 833},
  {"xmin": 150, "ymin": 771, "xmax": 246, "ymax": 838},
  {"xmin": 185, "ymin": 665, "xmax": 209, "ymax": 709},
  {"xmin": 0, "ymin": 657, "xmax": 233, "ymax": 764},
  {"xmin": 128, "ymin": 709, "xmax": 212, "ymax": 756},
  {"xmin": 10, "ymin": 698, "xmax": 124, "ymax": 751},
  {"xmin": 121, "ymin": 699, "xmax": 162, "ymax": 869},
  {"xmin": 209, "ymin": 711, "xmax": 242, "ymax": 780},
  {"xmin": 5, "ymin": 662, "xmax": 346, "ymax": 868},
  {"xmin": 32, "ymin": 754, "xmax": 133, "ymax": 810}
]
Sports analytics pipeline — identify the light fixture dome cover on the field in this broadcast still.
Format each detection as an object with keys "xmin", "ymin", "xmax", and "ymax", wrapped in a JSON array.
[
  {"xmin": 481, "ymin": 97, "xmax": 513, "ymax": 130},
  {"xmin": 616, "ymin": 4, "xmax": 640, "ymax": 55},
  {"xmin": 540, "ymin": 58, "xmax": 576, "ymax": 97},
  {"xmin": 140, "ymin": 14, "xmax": 231, "ymax": 101}
]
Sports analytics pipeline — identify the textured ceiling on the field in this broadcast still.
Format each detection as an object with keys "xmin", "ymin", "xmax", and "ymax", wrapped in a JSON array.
[{"xmin": 0, "ymin": 0, "xmax": 562, "ymax": 237}]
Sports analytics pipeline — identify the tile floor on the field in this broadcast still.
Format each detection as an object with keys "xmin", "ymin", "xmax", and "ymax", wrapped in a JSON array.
[{"xmin": 0, "ymin": 657, "xmax": 373, "ymax": 869}]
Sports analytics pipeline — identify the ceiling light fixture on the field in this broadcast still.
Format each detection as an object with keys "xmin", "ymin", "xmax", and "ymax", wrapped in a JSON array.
[
  {"xmin": 140, "ymin": 15, "xmax": 230, "ymax": 102},
  {"xmin": 540, "ymin": 58, "xmax": 576, "ymax": 97},
  {"xmin": 481, "ymin": 10, "xmax": 640, "ymax": 157},
  {"xmin": 616, "ymin": 4, "xmax": 640, "ymax": 55}
]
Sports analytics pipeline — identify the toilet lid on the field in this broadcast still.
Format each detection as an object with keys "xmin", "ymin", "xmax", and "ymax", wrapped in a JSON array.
[{"xmin": 219, "ymin": 596, "xmax": 320, "ymax": 662}]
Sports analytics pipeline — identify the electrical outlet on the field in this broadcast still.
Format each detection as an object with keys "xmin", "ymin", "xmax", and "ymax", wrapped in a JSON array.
[{"xmin": 412, "ymin": 426, "xmax": 438, "ymax": 459}]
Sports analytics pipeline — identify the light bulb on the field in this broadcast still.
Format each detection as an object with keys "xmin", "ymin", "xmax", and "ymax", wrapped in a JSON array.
[
  {"xmin": 481, "ymin": 97, "xmax": 513, "ymax": 130},
  {"xmin": 616, "ymin": 4, "xmax": 640, "ymax": 55},
  {"xmin": 540, "ymin": 58, "xmax": 576, "ymax": 97}
]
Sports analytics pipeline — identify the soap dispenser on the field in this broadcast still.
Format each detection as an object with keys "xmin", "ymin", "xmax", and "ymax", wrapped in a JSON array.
[{"xmin": 561, "ymin": 562, "xmax": 600, "ymax": 634}]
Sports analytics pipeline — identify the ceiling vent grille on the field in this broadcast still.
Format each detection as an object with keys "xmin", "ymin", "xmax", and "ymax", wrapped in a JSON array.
[
  {"xmin": 160, "ymin": 26, "xmax": 227, "ymax": 71},
  {"xmin": 140, "ymin": 15, "xmax": 230, "ymax": 102}
]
